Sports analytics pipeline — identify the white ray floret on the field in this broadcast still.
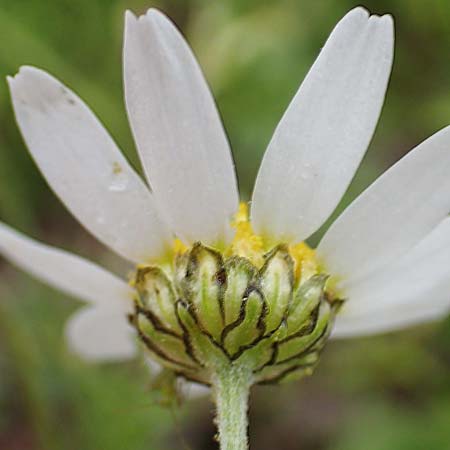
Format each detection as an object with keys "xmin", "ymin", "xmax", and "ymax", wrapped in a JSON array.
[
  {"xmin": 340, "ymin": 217, "xmax": 450, "ymax": 315},
  {"xmin": 333, "ymin": 217, "xmax": 450, "ymax": 337},
  {"xmin": 8, "ymin": 66, "xmax": 171, "ymax": 263},
  {"xmin": 333, "ymin": 300, "xmax": 449, "ymax": 338},
  {"xmin": 319, "ymin": 126, "xmax": 450, "ymax": 283},
  {"xmin": 124, "ymin": 9, "xmax": 239, "ymax": 245},
  {"xmin": 0, "ymin": 222, "xmax": 135, "ymax": 360},
  {"xmin": 0, "ymin": 222, "xmax": 133, "ymax": 307},
  {"xmin": 66, "ymin": 306, "xmax": 137, "ymax": 361},
  {"xmin": 251, "ymin": 7, "xmax": 394, "ymax": 242},
  {"xmin": 334, "ymin": 257, "xmax": 450, "ymax": 337}
]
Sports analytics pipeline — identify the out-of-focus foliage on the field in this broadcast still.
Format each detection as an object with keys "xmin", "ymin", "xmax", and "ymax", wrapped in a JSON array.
[{"xmin": 0, "ymin": 0, "xmax": 449, "ymax": 449}]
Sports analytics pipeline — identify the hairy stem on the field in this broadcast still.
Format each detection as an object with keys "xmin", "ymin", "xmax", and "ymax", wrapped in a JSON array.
[{"xmin": 212, "ymin": 364, "xmax": 252, "ymax": 450}]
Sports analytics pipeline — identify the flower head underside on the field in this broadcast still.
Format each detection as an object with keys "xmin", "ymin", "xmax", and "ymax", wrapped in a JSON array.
[{"xmin": 130, "ymin": 203, "xmax": 342, "ymax": 385}]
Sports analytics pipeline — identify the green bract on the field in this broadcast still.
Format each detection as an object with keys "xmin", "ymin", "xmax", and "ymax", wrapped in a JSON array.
[{"xmin": 131, "ymin": 242, "xmax": 342, "ymax": 386}]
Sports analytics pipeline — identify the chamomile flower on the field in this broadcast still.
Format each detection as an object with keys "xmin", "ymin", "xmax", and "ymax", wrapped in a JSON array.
[{"xmin": 1, "ymin": 6, "xmax": 450, "ymax": 391}]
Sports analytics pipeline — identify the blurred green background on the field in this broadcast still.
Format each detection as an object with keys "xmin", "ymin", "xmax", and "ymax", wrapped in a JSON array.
[{"xmin": 0, "ymin": 0, "xmax": 449, "ymax": 449}]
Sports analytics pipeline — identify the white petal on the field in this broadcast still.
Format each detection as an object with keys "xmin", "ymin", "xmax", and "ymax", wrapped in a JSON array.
[
  {"xmin": 8, "ymin": 66, "xmax": 171, "ymax": 263},
  {"xmin": 144, "ymin": 355, "xmax": 162, "ymax": 375},
  {"xmin": 143, "ymin": 357, "xmax": 209, "ymax": 398},
  {"xmin": 332, "ymin": 302, "xmax": 448, "ymax": 338},
  {"xmin": 123, "ymin": 9, "xmax": 239, "ymax": 245},
  {"xmin": 319, "ymin": 126, "xmax": 450, "ymax": 282},
  {"xmin": 0, "ymin": 221, "xmax": 132, "ymax": 307},
  {"xmin": 332, "ymin": 218, "xmax": 450, "ymax": 337},
  {"xmin": 180, "ymin": 381, "xmax": 210, "ymax": 398},
  {"xmin": 251, "ymin": 7, "xmax": 394, "ymax": 241},
  {"xmin": 342, "ymin": 217, "xmax": 450, "ymax": 314},
  {"xmin": 66, "ymin": 306, "xmax": 136, "ymax": 361}
]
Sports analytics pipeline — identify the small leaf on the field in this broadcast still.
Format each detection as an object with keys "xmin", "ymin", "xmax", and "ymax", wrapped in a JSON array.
[
  {"xmin": 286, "ymin": 274, "xmax": 328, "ymax": 335},
  {"xmin": 134, "ymin": 312, "xmax": 199, "ymax": 372},
  {"xmin": 255, "ymin": 352, "xmax": 319, "ymax": 385},
  {"xmin": 222, "ymin": 287, "xmax": 267, "ymax": 357},
  {"xmin": 259, "ymin": 245, "xmax": 294, "ymax": 333},
  {"xmin": 135, "ymin": 266, "xmax": 181, "ymax": 333},
  {"xmin": 223, "ymin": 257, "xmax": 257, "ymax": 325},
  {"xmin": 177, "ymin": 243, "xmax": 226, "ymax": 341},
  {"xmin": 175, "ymin": 301, "xmax": 227, "ymax": 369},
  {"xmin": 277, "ymin": 301, "xmax": 331, "ymax": 363}
]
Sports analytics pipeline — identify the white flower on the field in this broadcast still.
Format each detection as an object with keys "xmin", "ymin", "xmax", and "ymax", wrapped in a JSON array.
[{"xmin": 1, "ymin": 6, "xmax": 449, "ymax": 369}]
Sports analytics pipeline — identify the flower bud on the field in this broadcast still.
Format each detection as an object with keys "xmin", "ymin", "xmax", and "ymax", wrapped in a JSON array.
[{"xmin": 131, "ymin": 241, "xmax": 341, "ymax": 386}]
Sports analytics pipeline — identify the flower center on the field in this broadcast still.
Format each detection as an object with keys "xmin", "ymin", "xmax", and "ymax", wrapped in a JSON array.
[{"xmin": 129, "ymin": 203, "xmax": 343, "ymax": 386}]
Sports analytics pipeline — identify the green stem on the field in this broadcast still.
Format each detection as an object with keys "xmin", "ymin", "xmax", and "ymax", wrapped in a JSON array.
[{"xmin": 212, "ymin": 364, "xmax": 252, "ymax": 450}]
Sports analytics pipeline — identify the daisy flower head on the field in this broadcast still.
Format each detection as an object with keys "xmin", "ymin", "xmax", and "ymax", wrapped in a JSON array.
[{"xmin": 1, "ymin": 6, "xmax": 450, "ymax": 448}]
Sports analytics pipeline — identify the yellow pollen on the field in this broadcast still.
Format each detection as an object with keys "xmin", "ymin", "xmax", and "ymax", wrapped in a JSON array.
[
  {"xmin": 164, "ymin": 203, "xmax": 319, "ymax": 283},
  {"xmin": 172, "ymin": 238, "xmax": 188, "ymax": 255},
  {"xmin": 112, "ymin": 161, "xmax": 123, "ymax": 174},
  {"xmin": 228, "ymin": 203, "xmax": 318, "ymax": 282},
  {"xmin": 228, "ymin": 202, "xmax": 265, "ymax": 266},
  {"xmin": 289, "ymin": 241, "xmax": 318, "ymax": 284}
]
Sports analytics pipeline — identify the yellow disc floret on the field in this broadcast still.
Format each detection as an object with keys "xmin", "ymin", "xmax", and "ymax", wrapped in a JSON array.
[
  {"xmin": 166, "ymin": 202, "xmax": 320, "ymax": 285},
  {"xmin": 227, "ymin": 202, "xmax": 265, "ymax": 266},
  {"xmin": 131, "ymin": 203, "xmax": 340, "ymax": 388},
  {"xmin": 172, "ymin": 238, "xmax": 189, "ymax": 255},
  {"xmin": 289, "ymin": 241, "xmax": 318, "ymax": 285},
  {"xmin": 228, "ymin": 202, "xmax": 318, "ymax": 284}
]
